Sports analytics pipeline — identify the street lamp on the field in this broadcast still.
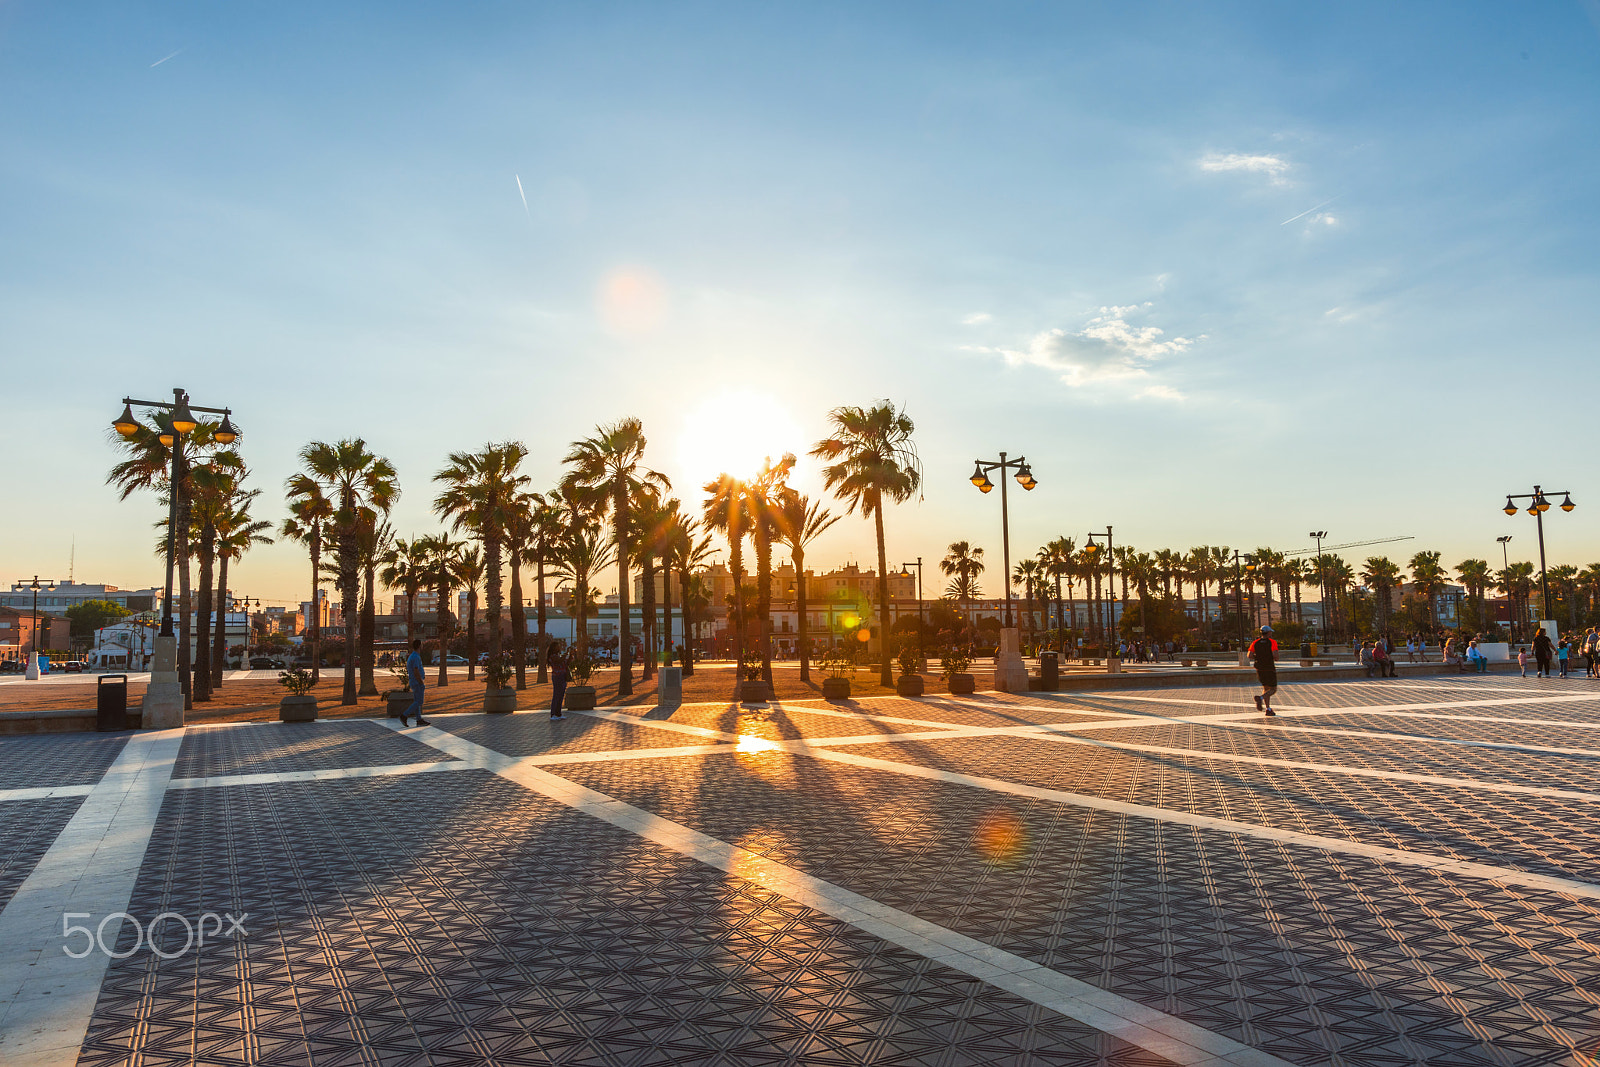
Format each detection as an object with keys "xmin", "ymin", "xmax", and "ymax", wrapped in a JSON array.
[
  {"xmin": 1308, "ymin": 531, "xmax": 1328, "ymax": 640},
  {"xmin": 1500, "ymin": 485, "xmax": 1575, "ymax": 627},
  {"xmin": 899, "ymin": 559, "xmax": 924, "ymax": 631},
  {"xmin": 1495, "ymin": 535, "xmax": 1514, "ymax": 639},
  {"xmin": 15, "ymin": 576, "xmax": 56, "ymax": 679},
  {"xmin": 969, "ymin": 453, "xmax": 1036, "ymax": 628}
]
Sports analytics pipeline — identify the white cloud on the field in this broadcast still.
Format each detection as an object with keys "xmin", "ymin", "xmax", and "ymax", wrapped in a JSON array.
[
  {"xmin": 1136, "ymin": 384, "xmax": 1184, "ymax": 401},
  {"xmin": 969, "ymin": 303, "xmax": 1200, "ymax": 392},
  {"xmin": 961, "ymin": 311, "xmax": 991, "ymax": 325},
  {"xmin": 1199, "ymin": 152, "xmax": 1290, "ymax": 184}
]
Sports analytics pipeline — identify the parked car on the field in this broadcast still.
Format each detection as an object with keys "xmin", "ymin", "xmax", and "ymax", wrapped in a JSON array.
[
  {"xmin": 60, "ymin": 660, "xmax": 84, "ymax": 673},
  {"xmin": 249, "ymin": 656, "xmax": 277, "ymax": 670},
  {"xmin": 0, "ymin": 660, "xmax": 21, "ymax": 673},
  {"xmin": 444, "ymin": 654, "xmax": 469, "ymax": 666}
]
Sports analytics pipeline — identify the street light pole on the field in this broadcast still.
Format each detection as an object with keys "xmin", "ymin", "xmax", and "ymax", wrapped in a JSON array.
[
  {"xmin": 1496, "ymin": 535, "xmax": 1514, "ymax": 640},
  {"xmin": 1309, "ymin": 531, "xmax": 1328, "ymax": 640},
  {"xmin": 1501, "ymin": 485, "xmax": 1575, "ymax": 629},
  {"xmin": 16, "ymin": 576, "xmax": 55, "ymax": 679},
  {"xmin": 900, "ymin": 559, "xmax": 923, "ymax": 630},
  {"xmin": 970, "ymin": 453, "xmax": 1036, "ymax": 691}
]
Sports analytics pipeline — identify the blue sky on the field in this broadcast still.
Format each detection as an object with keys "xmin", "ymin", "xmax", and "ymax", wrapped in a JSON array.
[{"xmin": 4, "ymin": 2, "xmax": 1599, "ymax": 606}]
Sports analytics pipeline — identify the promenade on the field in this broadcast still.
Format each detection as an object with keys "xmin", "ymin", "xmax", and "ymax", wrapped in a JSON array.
[{"xmin": 2, "ymin": 673, "xmax": 1598, "ymax": 1065}]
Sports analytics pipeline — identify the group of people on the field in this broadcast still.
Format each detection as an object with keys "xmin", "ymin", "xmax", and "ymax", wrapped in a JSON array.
[
  {"xmin": 394, "ymin": 637, "xmax": 575, "ymax": 727},
  {"xmin": 1514, "ymin": 627, "xmax": 1600, "ymax": 678}
]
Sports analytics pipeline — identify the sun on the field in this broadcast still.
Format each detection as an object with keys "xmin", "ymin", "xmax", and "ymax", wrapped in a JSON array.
[{"xmin": 674, "ymin": 390, "xmax": 807, "ymax": 489}]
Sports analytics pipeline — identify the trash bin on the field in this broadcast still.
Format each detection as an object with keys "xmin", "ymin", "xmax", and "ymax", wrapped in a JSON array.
[
  {"xmin": 97, "ymin": 674, "xmax": 128, "ymax": 732},
  {"xmin": 1038, "ymin": 650, "xmax": 1060, "ymax": 690}
]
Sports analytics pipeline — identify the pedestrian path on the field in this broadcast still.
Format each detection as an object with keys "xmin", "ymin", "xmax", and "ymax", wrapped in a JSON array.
[{"xmin": 0, "ymin": 676, "xmax": 1597, "ymax": 1065}]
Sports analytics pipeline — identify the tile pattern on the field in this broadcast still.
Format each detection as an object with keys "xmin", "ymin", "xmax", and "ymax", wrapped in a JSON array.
[
  {"xmin": 0, "ymin": 795, "xmax": 84, "ymax": 910},
  {"xmin": 551, "ymin": 751, "xmax": 1600, "ymax": 1067},
  {"xmin": 0, "ymin": 732, "xmax": 129, "ymax": 790},
  {"xmin": 79, "ymin": 771, "xmax": 1166, "ymax": 1067},
  {"xmin": 661, "ymin": 704, "xmax": 959, "ymax": 738},
  {"xmin": 172, "ymin": 720, "xmax": 456, "ymax": 779},
  {"xmin": 823, "ymin": 735, "xmax": 1600, "ymax": 882},
  {"xmin": 779, "ymin": 698, "xmax": 1131, "ymax": 730},
  {"xmin": 1274, "ymin": 711, "xmax": 1600, "ymax": 750},
  {"xmin": 433, "ymin": 711, "xmax": 732, "ymax": 759}
]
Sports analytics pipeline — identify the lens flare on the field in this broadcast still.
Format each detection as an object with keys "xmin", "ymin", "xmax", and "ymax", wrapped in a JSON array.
[
  {"xmin": 973, "ymin": 809, "xmax": 1028, "ymax": 864},
  {"xmin": 598, "ymin": 266, "xmax": 666, "ymax": 335},
  {"xmin": 736, "ymin": 735, "xmax": 780, "ymax": 754}
]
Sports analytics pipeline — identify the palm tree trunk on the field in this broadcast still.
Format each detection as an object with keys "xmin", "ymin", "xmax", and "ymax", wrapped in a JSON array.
[
  {"xmin": 211, "ymin": 552, "xmax": 230, "ymax": 688},
  {"xmin": 435, "ymin": 580, "xmax": 452, "ymax": 688},
  {"xmin": 796, "ymin": 551, "xmax": 811, "ymax": 683},
  {"xmin": 729, "ymin": 537, "xmax": 745, "ymax": 670},
  {"xmin": 756, "ymin": 523, "xmax": 773, "ymax": 687},
  {"xmin": 466, "ymin": 592, "xmax": 478, "ymax": 682},
  {"xmin": 359, "ymin": 559, "xmax": 378, "ymax": 696},
  {"xmin": 178, "ymin": 526, "xmax": 193, "ymax": 709},
  {"xmin": 340, "ymin": 529, "xmax": 358, "ymax": 706},
  {"xmin": 615, "ymin": 479, "xmax": 633, "ymax": 697},
  {"xmin": 677, "ymin": 565, "xmax": 694, "ymax": 676},
  {"xmin": 404, "ymin": 587, "xmax": 415, "ymax": 643},
  {"xmin": 535, "ymin": 555, "xmax": 548, "ymax": 683},
  {"xmin": 486, "ymin": 531, "xmax": 503, "ymax": 668},
  {"xmin": 873, "ymin": 501, "xmax": 892, "ymax": 687},
  {"xmin": 193, "ymin": 529, "xmax": 215, "ymax": 702},
  {"xmin": 510, "ymin": 548, "xmax": 527, "ymax": 690},
  {"xmin": 641, "ymin": 553, "xmax": 657, "ymax": 682}
]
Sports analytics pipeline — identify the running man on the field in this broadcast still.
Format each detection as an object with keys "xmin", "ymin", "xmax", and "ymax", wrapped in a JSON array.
[{"xmin": 1248, "ymin": 625, "xmax": 1279, "ymax": 716}]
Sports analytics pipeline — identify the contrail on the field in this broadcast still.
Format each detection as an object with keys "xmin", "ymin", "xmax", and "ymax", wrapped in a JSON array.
[
  {"xmin": 1281, "ymin": 196, "xmax": 1339, "ymax": 225},
  {"xmin": 514, "ymin": 174, "xmax": 530, "ymax": 218},
  {"xmin": 150, "ymin": 49, "xmax": 182, "ymax": 68}
]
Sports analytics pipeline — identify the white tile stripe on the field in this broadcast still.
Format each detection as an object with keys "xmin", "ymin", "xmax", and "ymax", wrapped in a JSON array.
[
  {"xmin": 386, "ymin": 719, "xmax": 1296, "ymax": 1067},
  {"xmin": 0, "ymin": 729, "xmax": 185, "ymax": 1067},
  {"xmin": 0, "ymin": 786, "xmax": 96, "ymax": 804},
  {"xmin": 571, "ymin": 708, "xmax": 1600, "ymax": 901}
]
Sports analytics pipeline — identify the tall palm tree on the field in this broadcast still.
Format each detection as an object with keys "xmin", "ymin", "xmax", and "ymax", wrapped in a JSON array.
[
  {"xmin": 668, "ymin": 516, "xmax": 716, "ymax": 676},
  {"xmin": 1040, "ymin": 537, "xmax": 1075, "ymax": 646},
  {"xmin": 455, "ymin": 545, "xmax": 484, "ymax": 680},
  {"xmin": 1361, "ymin": 556, "xmax": 1401, "ymax": 636},
  {"xmin": 212, "ymin": 485, "xmax": 271, "ymax": 688},
  {"xmin": 746, "ymin": 454, "xmax": 796, "ymax": 686},
  {"xmin": 419, "ymin": 532, "xmax": 460, "ymax": 687},
  {"xmin": 702, "ymin": 473, "xmax": 751, "ymax": 668},
  {"xmin": 528, "ymin": 493, "xmax": 566, "ymax": 682},
  {"xmin": 379, "ymin": 537, "xmax": 430, "ymax": 645},
  {"xmin": 812, "ymin": 402, "xmax": 921, "ymax": 687},
  {"xmin": 1456, "ymin": 559, "xmax": 1491, "ymax": 632},
  {"xmin": 563, "ymin": 418, "xmax": 668, "ymax": 698},
  {"xmin": 354, "ymin": 512, "xmax": 392, "ymax": 695},
  {"xmin": 434, "ymin": 442, "xmax": 528, "ymax": 675},
  {"xmin": 501, "ymin": 491, "xmax": 542, "ymax": 690},
  {"xmin": 295, "ymin": 440, "xmax": 399, "ymax": 705},
  {"xmin": 774, "ymin": 490, "xmax": 839, "ymax": 682},
  {"xmin": 1186, "ymin": 547, "xmax": 1211, "ymax": 646},
  {"xmin": 939, "ymin": 541, "xmax": 985, "ymax": 640},
  {"xmin": 1548, "ymin": 564, "xmax": 1580, "ymax": 631},
  {"xmin": 282, "ymin": 478, "xmax": 335, "ymax": 683},
  {"xmin": 553, "ymin": 521, "xmax": 615, "ymax": 662},
  {"xmin": 184, "ymin": 455, "xmax": 244, "ymax": 702},
  {"xmin": 1013, "ymin": 558, "xmax": 1045, "ymax": 642},
  {"xmin": 1408, "ymin": 551, "xmax": 1446, "ymax": 636},
  {"xmin": 629, "ymin": 488, "xmax": 671, "ymax": 682}
]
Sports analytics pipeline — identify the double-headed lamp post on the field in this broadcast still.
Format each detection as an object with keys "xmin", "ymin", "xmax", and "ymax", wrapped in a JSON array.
[
  {"xmin": 971, "ymin": 453, "xmax": 1036, "ymax": 692},
  {"xmin": 17, "ymin": 575, "xmax": 56, "ymax": 679},
  {"xmin": 969, "ymin": 453, "xmax": 1036, "ymax": 628},
  {"xmin": 1496, "ymin": 535, "xmax": 1514, "ymax": 639},
  {"xmin": 113, "ymin": 389, "xmax": 237, "ymax": 727},
  {"xmin": 1083, "ymin": 527, "xmax": 1114, "ymax": 646},
  {"xmin": 899, "ymin": 559, "xmax": 924, "ymax": 630},
  {"xmin": 1500, "ymin": 486, "xmax": 1575, "ymax": 626}
]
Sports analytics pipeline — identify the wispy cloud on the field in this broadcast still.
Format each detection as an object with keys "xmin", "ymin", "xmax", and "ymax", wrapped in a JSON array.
[
  {"xmin": 1281, "ymin": 196, "xmax": 1339, "ymax": 225},
  {"xmin": 1199, "ymin": 151, "xmax": 1290, "ymax": 184},
  {"xmin": 961, "ymin": 311, "xmax": 991, "ymax": 325},
  {"xmin": 514, "ymin": 174, "xmax": 530, "ymax": 218},
  {"xmin": 967, "ymin": 303, "xmax": 1200, "ymax": 395},
  {"xmin": 149, "ymin": 49, "xmax": 182, "ymax": 68}
]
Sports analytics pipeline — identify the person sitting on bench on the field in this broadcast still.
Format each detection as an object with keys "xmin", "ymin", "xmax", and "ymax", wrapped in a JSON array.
[{"xmin": 1372, "ymin": 640, "xmax": 1396, "ymax": 678}]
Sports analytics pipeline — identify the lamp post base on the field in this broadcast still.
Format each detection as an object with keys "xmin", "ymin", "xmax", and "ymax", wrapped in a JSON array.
[
  {"xmin": 141, "ymin": 635, "xmax": 184, "ymax": 729},
  {"xmin": 24, "ymin": 653, "xmax": 40, "ymax": 681},
  {"xmin": 993, "ymin": 627, "xmax": 1031, "ymax": 693}
]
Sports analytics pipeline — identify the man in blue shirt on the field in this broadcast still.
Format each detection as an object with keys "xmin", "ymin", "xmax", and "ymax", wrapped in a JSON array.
[{"xmin": 400, "ymin": 638, "xmax": 429, "ymax": 727}]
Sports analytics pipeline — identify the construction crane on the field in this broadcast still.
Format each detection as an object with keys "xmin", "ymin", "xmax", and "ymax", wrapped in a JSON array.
[{"xmin": 1283, "ymin": 535, "xmax": 1414, "ymax": 558}]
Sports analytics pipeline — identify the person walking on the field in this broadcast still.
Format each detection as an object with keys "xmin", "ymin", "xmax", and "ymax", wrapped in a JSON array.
[
  {"xmin": 1518, "ymin": 646, "xmax": 1529, "ymax": 678},
  {"xmin": 548, "ymin": 642, "xmax": 569, "ymax": 721},
  {"xmin": 1585, "ymin": 627, "xmax": 1598, "ymax": 678},
  {"xmin": 400, "ymin": 638, "xmax": 429, "ymax": 727},
  {"xmin": 1532, "ymin": 628, "xmax": 1554, "ymax": 678},
  {"xmin": 1557, "ymin": 638, "xmax": 1570, "ymax": 679},
  {"xmin": 1248, "ymin": 625, "xmax": 1279, "ymax": 716},
  {"xmin": 1405, "ymin": 637, "xmax": 1416, "ymax": 663}
]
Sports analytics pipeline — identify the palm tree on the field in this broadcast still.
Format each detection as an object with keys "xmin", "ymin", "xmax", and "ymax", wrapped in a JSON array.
[
  {"xmin": 455, "ymin": 546, "xmax": 484, "ymax": 680},
  {"xmin": 1040, "ymin": 537, "xmax": 1075, "ymax": 647},
  {"xmin": 501, "ymin": 491, "xmax": 541, "ymax": 690},
  {"xmin": 1408, "ymin": 551, "xmax": 1447, "ymax": 636},
  {"xmin": 1361, "ymin": 556, "xmax": 1401, "ymax": 636},
  {"xmin": 746, "ymin": 454, "xmax": 796, "ymax": 686},
  {"xmin": 527, "ymin": 493, "xmax": 566, "ymax": 682},
  {"xmin": 628, "ymin": 488, "xmax": 671, "ymax": 682},
  {"xmin": 434, "ymin": 442, "xmax": 528, "ymax": 676},
  {"xmin": 773, "ymin": 489, "xmax": 839, "ymax": 683},
  {"xmin": 355, "ymin": 512, "xmax": 392, "ymax": 695},
  {"xmin": 380, "ymin": 537, "xmax": 431, "ymax": 645},
  {"xmin": 1548, "ymin": 564, "xmax": 1580, "ymax": 631},
  {"xmin": 1497, "ymin": 562, "xmax": 1535, "ymax": 640},
  {"xmin": 940, "ymin": 542, "xmax": 985, "ymax": 639},
  {"xmin": 812, "ymin": 402, "xmax": 921, "ymax": 687},
  {"xmin": 295, "ymin": 440, "xmax": 399, "ymax": 706},
  {"xmin": 553, "ymin": 520, "xmax": 615, "ymax": 662},
  {"xmin": 702, "ymin": 473, "xmax": 751, "ymax": 667},
  {"xmin": 282, "ymin": 479, "xmax": 334, "ymax": 683},
  {"xmin": 1456, "ymin": 559, "xmax": 1491, "ymax": 632},
  {"xmin": 419, "ymin": 532, "xmax": 460, "ymax": 687},
  {"xmin": 212, "ymin": 486, "xmax": 272, "ymax": 688},
  {"xmin": 1012, "ymin": 558, "xmax": 1045, "ymax": 642},
  {"xmin": 563, "ymin": 419, "xmax": 668, "ymax": 698},
  {"xmin": 668, "ymin": 518, "xmax": 716, "ymax": 675}
]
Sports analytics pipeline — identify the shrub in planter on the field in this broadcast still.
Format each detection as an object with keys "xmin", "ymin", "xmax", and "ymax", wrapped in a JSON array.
[
  {"xmin": 895, "ymin": 638, "xmax": 924, "ymax": 697},
  {"xmin": 483, "ymin": 656, "xmax": 517, "ymax": 713},
  {"xmin": 820, "ymin": 646, "xmax": 854, "ymax": 701},
  {"xmin": 565, "ymin": 653, "xmax": 597, "ymax": 711},
  {"xmin": 277, "ymin": 667, "xmax": 317, "ymax": 722},
  {"xmin": 737, "ymin": 645, "xmax": 771, "ymax": 703},
  {"xmin": 940, "ymin": 644, "xmax": 975, "ymax": 694},
  {"xmin": 384, "ymin": 662, "xmax": 412, "ymax": 718}
]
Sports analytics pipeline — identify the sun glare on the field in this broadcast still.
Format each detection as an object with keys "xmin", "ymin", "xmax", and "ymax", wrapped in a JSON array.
[{"xmin": 675, "ymin": 390, "xmax": 806, "ymax": 488}]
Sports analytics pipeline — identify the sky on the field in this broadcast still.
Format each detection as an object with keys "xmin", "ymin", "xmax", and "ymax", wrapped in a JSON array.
[{"xmin": 3, "ymin": 1, "xmax": 1600, "ymax": 608}]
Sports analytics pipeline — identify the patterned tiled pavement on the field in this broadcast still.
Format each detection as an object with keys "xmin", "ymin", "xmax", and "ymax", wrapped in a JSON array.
[{"xmin": 3, "ymin": 676, "xmax": 1600, "ymax": 1066}]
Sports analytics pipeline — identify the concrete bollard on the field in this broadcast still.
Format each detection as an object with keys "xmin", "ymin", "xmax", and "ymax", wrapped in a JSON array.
[{"xmin": 658, "ymin": 666, "xmax": 683, "ymax": 708}]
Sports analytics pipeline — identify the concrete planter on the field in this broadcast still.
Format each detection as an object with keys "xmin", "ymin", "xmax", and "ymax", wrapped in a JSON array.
[
  {"xmin": 483, "ymin": 687, "xmax": 517, "ymax": 714},
  {"xmin": 565, "ymin": 685, "xmax": 597, "ymax": 711},
  {"xmin": 279, "ymin": 694, "xmax": 317, "ymax": 722},
  {"xmin": 1106, "ymin": 657, "xmax": 1121, "ymax": 674},
  {"xmin": 822, "ymin": 678, "xmax": 852, "ymax": 702},
  {"xmin": 946, "ymin": 673, "xmax": 975, "ymax": 694},
  {"xmin": 895, "ymin": 675, "xmax": 925, "ymax": 697},
  {"xmin": 384, "ymin": 691, "xmax": 412, "ymax": 718},
  {"xmin": 738, "ymin": 680, "xmax": 773, "ymax": 704}
]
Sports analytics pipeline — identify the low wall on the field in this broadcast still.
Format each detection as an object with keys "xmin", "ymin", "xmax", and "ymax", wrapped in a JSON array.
[{"xmin": 0, "ymin": 708, "xmax": 140, "ymax": 735}]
